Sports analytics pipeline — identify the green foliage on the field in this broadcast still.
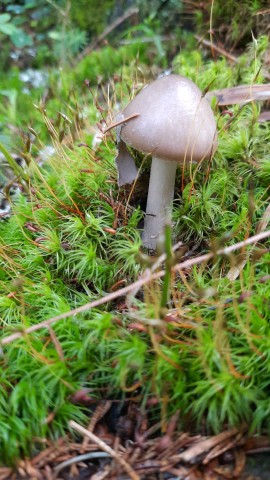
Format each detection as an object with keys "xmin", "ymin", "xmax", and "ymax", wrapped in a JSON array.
[
  {"xmin": 195, "ymin": 0, "xmax": 269, "ymax": 49},
  {"xmin": 0, "ymin": 12, "xmax": 32, "ymax": 47},
  {"xmin": 49, "ymin": 28, "xmax": 88, "ymax": 64},
  {"xmin": 0, "ymin": 14, "xmax": 270, "ymax": 466},
  {"xmin": 0, "ymin": 0, "xmax": 153, "ymax": 71},
  {"xmin": 137, "ymin": 0, "xmax": 183, "ymax": 33},
  {"xmin": 0, "ymin": 1, "xmax": 50, "ymax": 68},
  {"xmin": 0, "ymin": 136, "xmax": 145, "ymax": 463},
  {"xmin": 0, "ymin": 0, "xmax": 116, "ymax": 70},
  {"xmin": 72, "ymin": 42, "xmax": 148, "ymax": 85},
  {"xmin": 70, "ymin": 0, "xmax": 114, "ymax": 35},
  {"xmin": 171, "ymin": 41, "xmax": 269, "ymax": 244}
]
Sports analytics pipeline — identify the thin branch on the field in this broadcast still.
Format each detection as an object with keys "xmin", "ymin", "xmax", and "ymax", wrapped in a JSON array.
[
  {"xmin": 102, "ymin": 113, "xmax": 140, "ymax": 134},
  {"xmin": 177, "ymin": 428, "xmax": 239, "ymax": 463},
  {"xmin": 69, "ymin": 421, "xmax": 140, "ymax": 480},
  {"xmin": 1, "ymin": 229, "xmax": 270, "ymax": 346},
  {"xmin": 196, "ymin": 35, "xmax": 239, "ymax": 64},
  {"xmin": 78, "ymin": 7, "xmax": 139, "ymax": 61}
]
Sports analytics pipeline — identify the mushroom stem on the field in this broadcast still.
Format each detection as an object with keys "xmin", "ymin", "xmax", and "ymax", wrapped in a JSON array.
[{"xmin": 142, "ymin": 157, "xmax": 177, "ymax": 249}]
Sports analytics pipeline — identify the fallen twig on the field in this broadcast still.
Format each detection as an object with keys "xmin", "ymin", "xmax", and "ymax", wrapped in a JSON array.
[
  {"xmin": 78, "ymin": 7, "xmax": 139, "ymax": 61},
  {"xmin": 177, "ymin": 428, "xmax": 239, "ymax": 463},
  {"xmin": 202, "ymin": 432, "xmax": 244, "ymax": 464},
  {"xmin": 1, "ymin": 229, "xmax": 270, "ymax": 346},
  {"xmin": 244, "ymin": 436, "xmax": 270, "ymax": 454},
  {"xmin": 102, "ymin": 113, "xmax": 140, "ymax": 134},
  {"xmin": 69, "ymin": 420, "xmax": 140, "ymax": 480},
  {"xmin": 196, "ymin": 35, "xmax": 239, "ymax": 64}
]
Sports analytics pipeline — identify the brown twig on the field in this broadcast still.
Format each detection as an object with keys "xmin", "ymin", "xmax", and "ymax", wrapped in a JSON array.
[
  {"xmin": 196, "ymin": 35, "xmax": 239, "ymax": 64},
  {"xmin": 1, "ymin": 229, "xmax": 270, "ymax": 346},
  {"xmin": 78, "ymin": 7, "xmax": 139, "ymax": 61},
  {"xmin": 102, "ymin": 113, "xmax": 140, "ymax": 134},
  {"xmin": 69, "ymin": 420, "xmax": 140, "ymax": 480},
  {"xmin": 177, "ymin": 428, "xmax": 239, "ymax": 463},
  {"xmin": 202, "ymin": 432, "xmax": 244, "ymax": 464}
]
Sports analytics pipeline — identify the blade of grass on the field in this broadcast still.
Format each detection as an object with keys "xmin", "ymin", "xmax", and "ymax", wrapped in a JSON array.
[
  {"xmin": 0, "ymin": 141, "xmax": 30, "ymax": 184},
  {"xmin": 160, "ymin": 214, "xmax": 173, "ymax": 312}
]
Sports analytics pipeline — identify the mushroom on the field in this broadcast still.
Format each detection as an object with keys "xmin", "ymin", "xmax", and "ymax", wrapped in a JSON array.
[{"xmin": 115, "ymin": 74, "xmax": 218, "ymax": 249}]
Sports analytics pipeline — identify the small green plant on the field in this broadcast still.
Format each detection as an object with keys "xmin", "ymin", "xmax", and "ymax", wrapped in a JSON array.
[{"xmin": 0, "ymin": 13, "xmax": 32, "ymax": 48}]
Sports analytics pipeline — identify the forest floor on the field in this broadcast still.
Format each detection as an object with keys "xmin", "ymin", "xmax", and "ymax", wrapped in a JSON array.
[{"xmin": 1, "ymin": 3, "xmax": 270, "ymax": 479}]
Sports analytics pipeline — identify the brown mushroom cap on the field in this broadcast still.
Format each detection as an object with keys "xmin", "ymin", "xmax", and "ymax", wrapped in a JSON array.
[{"xmin": 120, "ymin": 74, "xmax": 217, "ymax": 163}]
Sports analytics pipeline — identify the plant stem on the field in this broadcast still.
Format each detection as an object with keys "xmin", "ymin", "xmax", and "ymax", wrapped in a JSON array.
[
  {"xmin": 160, "ymin": 214, "xmax": 173, "ymax": 312},
  {"xmin": 0, "ymin": 141, "xmax": 31, "ymax": 195},
  {"xmin": 0, "ymin": 142, "xmax": 30, "ymax": 183}
]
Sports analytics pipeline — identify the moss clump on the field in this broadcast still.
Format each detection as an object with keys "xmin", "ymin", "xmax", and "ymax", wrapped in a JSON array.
[{"xmin": 0, "ymin": 39, "xmax": 270, "ymax": 465}]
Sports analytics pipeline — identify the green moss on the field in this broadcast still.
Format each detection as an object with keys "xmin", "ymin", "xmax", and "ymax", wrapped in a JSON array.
[
  {"xmin": 0, "ymin": 37, "xmax": 270, "ymax": 465},
  {"xmin": 70, "ymin": 0, "xmax": 115, "ymax": 36}
]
